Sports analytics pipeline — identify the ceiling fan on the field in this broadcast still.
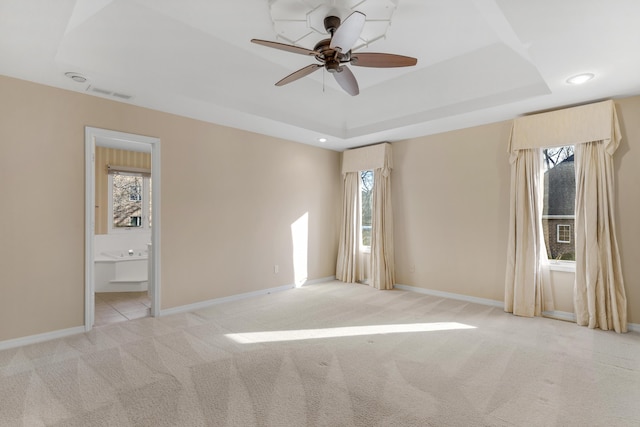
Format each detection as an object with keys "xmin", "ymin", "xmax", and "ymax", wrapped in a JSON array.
[{"xmin": 251, "ymin": 11, "xmax": 417, "ymax": 96}]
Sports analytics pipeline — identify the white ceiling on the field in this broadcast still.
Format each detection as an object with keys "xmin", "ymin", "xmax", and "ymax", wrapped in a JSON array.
[{"xmin": 2, "ymin": 0, "xmax": 640, "ymax": 151}]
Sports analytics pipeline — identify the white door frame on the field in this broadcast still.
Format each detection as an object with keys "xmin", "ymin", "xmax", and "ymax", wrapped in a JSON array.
[{"xmin": 84, "ymin": 127, "xmax": 161, "ymax": 331}]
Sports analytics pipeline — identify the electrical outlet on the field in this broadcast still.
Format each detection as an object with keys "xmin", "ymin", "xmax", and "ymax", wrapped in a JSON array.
[{"xmin": 274, "ymin": 264, "xmax": 279, "ymax": 274}]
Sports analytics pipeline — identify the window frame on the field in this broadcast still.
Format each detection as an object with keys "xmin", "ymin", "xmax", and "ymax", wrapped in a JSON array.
[
  {"xmin": 541, "ymin": 145, "xmax": 576, "ymax": 272},
  {"xmin": 107, "ymin": 172, "xmax": 151, "ymax": 234}
]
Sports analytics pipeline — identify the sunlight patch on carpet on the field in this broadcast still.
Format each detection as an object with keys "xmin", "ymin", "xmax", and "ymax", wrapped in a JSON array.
[{"xmin": 225, "ymin": 322, "xmax": 477, "ymax": 344}]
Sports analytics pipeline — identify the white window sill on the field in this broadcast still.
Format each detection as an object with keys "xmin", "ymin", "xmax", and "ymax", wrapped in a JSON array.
[{"xmin": 548, "ymin": 261, "xmax": 575, "ymax": 273}]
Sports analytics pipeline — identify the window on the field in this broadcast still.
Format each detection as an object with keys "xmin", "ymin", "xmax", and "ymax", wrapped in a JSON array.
[
  {"xmin": 557, "ymin": 224, "xmax": 571, "ymax": 243},
  {"xmin": 360, "ymin": 170, "xmax": 374, "ymax": 248},
  {"xmin": 129, "ymin": 186, "xmax": 142, "ymax": 201},
  {"xmin": 541, "ymin": 145, "xmax": 575, "ymax": 261},
  {"xmin": 108, "ymin": 173, "xmax": 151, "ymax": 232}
]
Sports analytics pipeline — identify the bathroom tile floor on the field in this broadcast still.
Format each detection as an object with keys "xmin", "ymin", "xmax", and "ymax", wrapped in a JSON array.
[{"xmin": 95, "ymin": 291, "xmax": 151, "ymax": 326}]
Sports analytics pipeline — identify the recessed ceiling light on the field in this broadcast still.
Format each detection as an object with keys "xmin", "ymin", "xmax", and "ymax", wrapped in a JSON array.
[
  {"xmin": 566, "ymin": 73, "xmax": 594, "ymax": 85},
  {"xmin": 318, "ymin": 137, "xmax": 327, "ymax": 143},
  {"xmin": 65, "ymin": 72, "xmax": 87, "ymax": 83}
]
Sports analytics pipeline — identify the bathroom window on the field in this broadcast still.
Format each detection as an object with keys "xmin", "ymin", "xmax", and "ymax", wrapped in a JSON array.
[{"xmin": 108, "ymin": 172, "xmax": 151, "ymax": 233}]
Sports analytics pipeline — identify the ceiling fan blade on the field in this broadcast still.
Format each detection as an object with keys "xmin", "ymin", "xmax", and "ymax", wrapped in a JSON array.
[
  {"xmin": 275, "ymin": 64, "xmax": 323, "ymax": 86},
  {"xmin": 251, "ymin": 39, "xmax": 317, "ymax": 56},
  {"xmin": 333, "ymin": 66, "xmax": 359, "ymax": 96},
  {"xmin": 350, "ymin": 53, "xmax": 418, "ymax": 68},
  {"xmin": 330, "ymin": 11, "xmax": 365, "ymax": 53}
]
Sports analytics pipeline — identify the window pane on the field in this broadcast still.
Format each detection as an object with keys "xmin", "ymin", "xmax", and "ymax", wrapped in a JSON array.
[
  {"xmin": 361, "ymin": 170, "xmax": 373, "ymax": 247},
  {"xmin": 541, "ymin": 146, "xmax": 575, "ymax": 261},
  {"xmin": 113, "ymin": 174, "xmax": 143, "ymax": 229}
]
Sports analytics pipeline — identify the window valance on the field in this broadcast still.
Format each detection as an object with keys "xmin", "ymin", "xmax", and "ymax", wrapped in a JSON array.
[
  {"xmin": 107, "ymin": 164, "xmax": 151, "ymax": 177},
  {"xmin": 509, "ymin": 100, "xmax": 621, "ymax": 154},
  {"xmin": 342, "ymin": 142, "xmax": 393, "ymax": 174}
]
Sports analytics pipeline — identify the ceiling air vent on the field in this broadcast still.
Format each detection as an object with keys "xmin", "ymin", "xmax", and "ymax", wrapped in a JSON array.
[
  {"xmin": 88, "ymin": 86, "xmax": 112, "ymax": 95},
  {"xmin": 112, "ymin": 92, "xmax": 133, "ymax": 100},
  {"xmin": 86, "ymin": 85, "xmax": 134, "ymax": 100}
]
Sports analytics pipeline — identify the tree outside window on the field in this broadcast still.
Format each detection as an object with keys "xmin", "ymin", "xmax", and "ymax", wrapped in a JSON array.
[
  {"xmin": 110, "ymin": 173, "xmax": 150, "ymax": 231},
  {"xmin": 112, "ymin": 174, "xmax": 143, "ymax": 228},
  {"xmin": 360, "ymin": 170, "xmax": 373, "ymax": 247}
]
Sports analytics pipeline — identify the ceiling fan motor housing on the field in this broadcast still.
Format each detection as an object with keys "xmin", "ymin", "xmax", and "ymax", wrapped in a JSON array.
[
  {"xmin": 312, "ymin": 39, "xmax": 347, "ymax": 73},
  {"xmin": 323, "ymin": 16, "xmax": 341, "ymax": 34}
]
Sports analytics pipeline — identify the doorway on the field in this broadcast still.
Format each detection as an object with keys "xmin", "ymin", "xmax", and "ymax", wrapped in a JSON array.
[{"xmin": 84, "ymin": 127, "xmax": 161, "ymax": 331}]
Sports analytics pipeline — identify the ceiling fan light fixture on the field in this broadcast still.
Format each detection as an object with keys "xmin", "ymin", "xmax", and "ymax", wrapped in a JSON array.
[
  {"xmin": 326, "ymin": 59, "xmax": 341, "ymax": 73},
  {"xmin": 251, "ymin": 9, "xmax": 417, "ymax": 96},
  {"xmin": 566, "ymin": 73, "xmax": 594, "ymax": 85}
]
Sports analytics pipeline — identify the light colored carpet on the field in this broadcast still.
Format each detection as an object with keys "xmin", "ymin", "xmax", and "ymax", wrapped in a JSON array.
[{"xmin": 1, "ymin": 281, "xmax": 639, "ymax": 426}]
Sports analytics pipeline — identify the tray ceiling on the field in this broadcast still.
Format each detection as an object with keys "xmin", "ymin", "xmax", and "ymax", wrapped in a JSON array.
[{"xmin": 1, "ymin": 0, "xmax": 639, "ymax": 150}]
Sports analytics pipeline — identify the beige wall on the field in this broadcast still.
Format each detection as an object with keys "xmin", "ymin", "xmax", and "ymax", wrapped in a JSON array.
[
  {"xmin": 2, "ymin": 71, "xmax": 639, "ymax": 343},
  {"xmin": 160, "ymin": 119, "xmax": 341, "ymax": 308},
  {"xmin": 0, "ymin": 75, "xmax": 341, "ymax": 341},
  {"xmin": 95, "ymin": 147, "xmax": 151, "ymax": 235},
  {"xmin": 392, "ymin": 96, "xmax": 640, "ymax": 324},
  {"xmin": 392, "ymin": 122, "xmax": 512, "ymax": 301},
  {"xmin": 612, "ymin": 96, "xmax": 640, "ymax": 326}
]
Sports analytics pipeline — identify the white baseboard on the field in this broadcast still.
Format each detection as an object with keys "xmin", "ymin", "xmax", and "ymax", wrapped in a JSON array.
[
  {"xmin": 542, "ymin": 311, "xmax": 640, "ymax": 332},
  {"xmin": 394, "ymin": 283, "xmax": 503, "ymax": 308},
  {"xmin": 3, "ymin": 277, "xmax": 634, "ymax": 351},
  {"xmin": 0, "ymin": 326, "xmax": 85, "ymax": 351},
  {"xmin": 160, "ymin": 276, "xmax": 336, "ymax": 317},
  {"xmin": 395, "ymin": 283, "xmax": 640, "ymax": 333},
  {"xmin": 542, "ymin": 310, "xmax": 576, "ymax": 322},
  {"xmin": 297, "ymin": 275, "xmax": 336, "ymax": 287},
  {"xmin": 0, "ymin": 277, "xmax": 337, "ymax": 350},
  {"xmin": 160, "ymin": 284, "xmax": 294, "ymax": 316}
]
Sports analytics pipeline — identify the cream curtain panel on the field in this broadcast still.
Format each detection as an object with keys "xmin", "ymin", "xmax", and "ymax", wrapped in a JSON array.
[
  {"xmin": 574, "ymin": 141, "xmax": 627, "ymax": 333},
  {"xmin": 336, "ymin": 172, "xmax": 362, "ymax": 283},
  {"xmin": 337, "ymin": 143, "xmax": 395, "ymax": 289},
  {"xmin": 505, "ymin": 148, "xmax": 553, "ymax": 316},
  {"xmin": 370, "ymin": 158, "xmax": 395, "ymax": 290},
  {"xmin": 507, "ymin": 100, "xmax": 627, "ymax": 332}
]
